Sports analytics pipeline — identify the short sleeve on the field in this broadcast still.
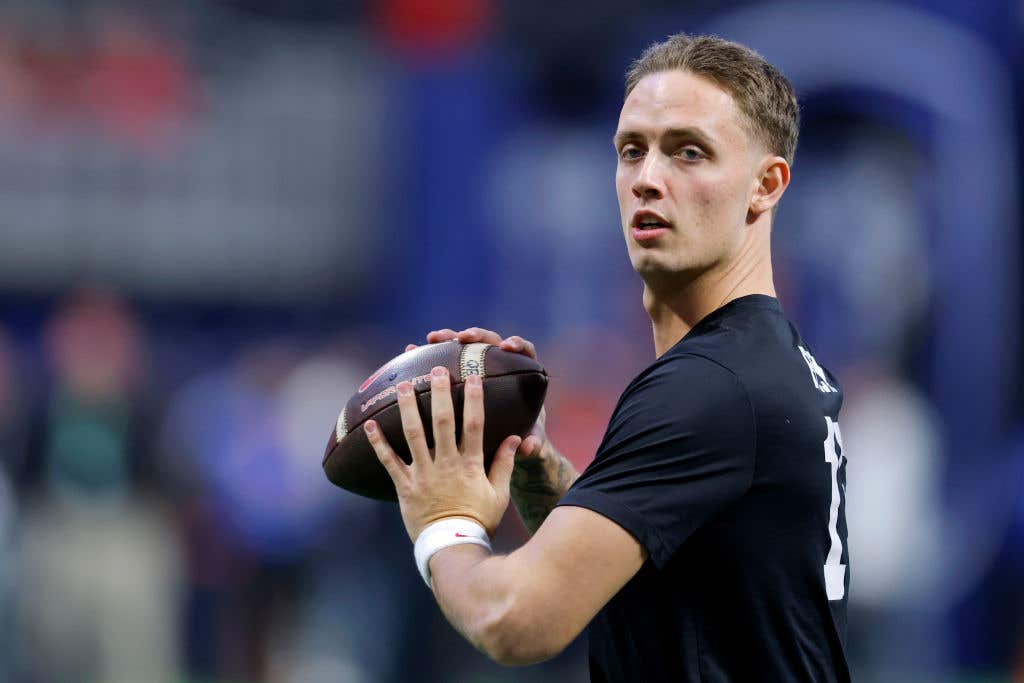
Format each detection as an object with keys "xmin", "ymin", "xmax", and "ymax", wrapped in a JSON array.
[{"xmin": 556, "ymin": 353, "xmax": 756, "ymax": 568}]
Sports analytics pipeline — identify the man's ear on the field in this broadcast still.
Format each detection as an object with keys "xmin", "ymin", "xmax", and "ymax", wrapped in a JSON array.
[{"xmin": 749, "ymin": 156, "xmax": 790, "ymax": 217}]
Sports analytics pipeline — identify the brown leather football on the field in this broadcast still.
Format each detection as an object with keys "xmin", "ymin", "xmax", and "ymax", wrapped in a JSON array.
[{"xmin": 323, "ymin": 340, "xmax": 548, "ymax": 501}]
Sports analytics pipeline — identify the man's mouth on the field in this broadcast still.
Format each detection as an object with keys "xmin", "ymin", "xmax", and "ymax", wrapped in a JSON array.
[
  {"xmin": 630, "ymin": 210, "xmax": 671, "ymax": 242},
  {"xmin": 631, "ymin": 210, "xmax": 671, "ymax": 229}
]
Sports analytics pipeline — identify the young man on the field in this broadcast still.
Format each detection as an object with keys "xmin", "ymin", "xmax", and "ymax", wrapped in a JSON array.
[{"xmin": 365, "ymin": 33, "xmax": 850, "ymax": 682}]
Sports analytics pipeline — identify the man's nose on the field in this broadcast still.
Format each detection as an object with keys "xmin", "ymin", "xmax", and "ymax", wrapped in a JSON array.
[{"xmin": 632, "ymin": 154, "xmax": 666, "ymax": 200}]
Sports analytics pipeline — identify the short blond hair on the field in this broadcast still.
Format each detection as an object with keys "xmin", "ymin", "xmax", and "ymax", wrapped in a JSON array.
[{"xmin": 625, "ymin": 34, "xmax": 800, "ymax": 165}]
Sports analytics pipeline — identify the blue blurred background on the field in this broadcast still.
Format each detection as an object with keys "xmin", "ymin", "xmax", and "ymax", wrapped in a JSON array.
[{"xmin": 0, "ymin": 0, "xmax": 1021, "ymax": 681}]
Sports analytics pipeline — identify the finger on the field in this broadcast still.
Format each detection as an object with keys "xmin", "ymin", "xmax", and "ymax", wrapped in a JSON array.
[
  {"xmin": 429, "ymin": 366, "xmax": 457, "ymax": 456},
  {"xmin": 517, "ymin": 434, "xmax": 544, "ymax": 459},
  {"xmin": 462, "ymin": 374, "xmax": 484, "ymax": 458},
  {"xmin": 426, "ymin": 329, "xmax": 458, "ymax": 343},
  {"xmin": 396, "ymin": 381, "xmax": 432, "ymax": 466},
  {"xmin": 456, "ymin": 327, "xmax": 503, "ymax": 346},
  {"xmin": 405, "ymin": 344, "xmax": 417, "ymax": 352},
  {"xmin": 488, "ymin": 435, "xmax": 522, "ymax": 495},
  {"xmin": 499, "ymin": 335, "xmax": 537, "ymax": 359},
  {"xmin": 365, "ymin": 420, "xmax": 409, "ymax": 487}
]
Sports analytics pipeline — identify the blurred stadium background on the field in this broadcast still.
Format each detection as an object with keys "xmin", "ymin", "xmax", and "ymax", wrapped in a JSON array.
[{"xmin": 0, "ymin": 0, "xmax": 1021, "ymax": 681}]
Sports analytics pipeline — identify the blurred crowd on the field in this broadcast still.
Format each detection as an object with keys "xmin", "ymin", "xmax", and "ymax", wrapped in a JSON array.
[
  {"xmin": 1, "ymin": 0, "xmax": 1023, "ymax": 682},
  {"xmin": 0, "ymin": 287, "xmax": 632, "ymax": 683}
]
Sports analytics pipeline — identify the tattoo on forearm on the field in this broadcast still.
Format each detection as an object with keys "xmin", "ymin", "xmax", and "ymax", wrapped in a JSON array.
[{"xmin": 510, "ymin": 449, "xmax": 579, "ymax": 534}]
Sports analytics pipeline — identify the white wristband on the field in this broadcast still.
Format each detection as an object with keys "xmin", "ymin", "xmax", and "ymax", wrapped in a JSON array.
[{"xmin": 414, "ymin": 518, "xmax": 492, "ymax": 588}]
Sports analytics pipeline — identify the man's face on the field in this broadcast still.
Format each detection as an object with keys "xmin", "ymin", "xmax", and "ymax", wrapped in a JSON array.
[{"xmin": 615, "ymin": 70, "xmax": 764, "ymax": 287}]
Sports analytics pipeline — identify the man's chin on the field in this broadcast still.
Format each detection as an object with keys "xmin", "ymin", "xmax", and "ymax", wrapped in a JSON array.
[
  {"xmin": 632, "ymin": 257, "xmax": 701, "ymax": 292},
  {"xmin": 631, "ymin": 254, "xmax": 680, "ymax": 280}
]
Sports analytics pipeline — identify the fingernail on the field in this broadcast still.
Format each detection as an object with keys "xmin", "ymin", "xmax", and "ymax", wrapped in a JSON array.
[
  {"xmin": 511, "ymin": 436, "xmax": 523, "ymax": 450},
  {"xmin": 397, "ymin": 382, "xmax": 413, "ymax": 397},
  {"xmin": 466, "ymin": 374, "xmax": 481, "ymax": 387},
  {"xmin": 364, "ymin": 421, "xmax": 377, "ymax": 434},
  {"xmin": 432, "ymin": 366, "xmax": 448, "ymax": 378}
]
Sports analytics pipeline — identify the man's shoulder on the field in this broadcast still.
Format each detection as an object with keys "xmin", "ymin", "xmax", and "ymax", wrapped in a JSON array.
[
  {"xmin": 666, "ymin": 301, "xmax": 811, "ymax": 390},
  {"xmin": 660, "ymin": 303, "xmax": 844, "ymax": 427},
  {"xmin": 645, "ymin": 326, "xmax": 752, "ymax": 397},
  {"xmin": 652, "ymin": 304, "xmax": 839, "ymax": 412},
  {"xmin": 618, "ymin": 349, "xmax": 752, "ymax": 422}
]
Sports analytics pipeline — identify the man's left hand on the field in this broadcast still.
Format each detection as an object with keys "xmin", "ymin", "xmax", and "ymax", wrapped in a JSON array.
[{"xmin": 364, "ymin": 366, "xmax": 522, "ymax": 541}]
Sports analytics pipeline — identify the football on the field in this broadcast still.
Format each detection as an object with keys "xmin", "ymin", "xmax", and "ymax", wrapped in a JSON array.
[{"xmin": 323, "ymin": 340, "xmax": 548, "ymax": 501}]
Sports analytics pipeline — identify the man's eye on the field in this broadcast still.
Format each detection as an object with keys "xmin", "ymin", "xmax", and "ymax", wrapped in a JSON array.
[
  {"xmin": 620, "ymin": 146, "xmax": 643, "ymax": 161},
  {"xmin": 679, "ymin": 147, "xmax": 703, "ymax": 161}
]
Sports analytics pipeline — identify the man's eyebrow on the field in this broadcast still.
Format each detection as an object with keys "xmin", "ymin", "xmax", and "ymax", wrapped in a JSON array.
[
  {"xmin": 613, "ymin": 131, "xmax": 643, "ymax": 148},
  {"xmin": 664, "ymin": 127, "xmax": 716, "ymax": 148},
  {"xmin": 613, "ymin": 127, "xmax": 716, "ymax": 149}
]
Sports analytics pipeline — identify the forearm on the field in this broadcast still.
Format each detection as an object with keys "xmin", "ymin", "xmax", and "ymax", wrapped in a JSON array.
[
  {"xmin": 510, "ymin": 443, "xmax": 579, "ymax": 534},
  {"xmin": 428, "ymin": 545, "xmax": 557, "ymax": 665}
]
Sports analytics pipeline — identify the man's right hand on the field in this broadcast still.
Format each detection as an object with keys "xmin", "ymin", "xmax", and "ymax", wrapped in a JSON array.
[{"xmin": 409, "ymin": 327, "xmax": 578, "ymax": 533}]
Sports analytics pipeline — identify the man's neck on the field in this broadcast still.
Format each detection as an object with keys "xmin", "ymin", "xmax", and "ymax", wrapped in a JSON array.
[{"xmin": 643, "ymin": 247, "xmax": 776, "ymax": 358}]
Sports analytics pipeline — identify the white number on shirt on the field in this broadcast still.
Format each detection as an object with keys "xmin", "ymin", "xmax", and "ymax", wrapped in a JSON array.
[{"xmin": 823, "ymin": 416, "xmax": 846, "ymax": 600}]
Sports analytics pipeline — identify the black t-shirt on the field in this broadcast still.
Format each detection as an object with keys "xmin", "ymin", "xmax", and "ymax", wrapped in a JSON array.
[{"xmin": 557, "ymin": 295, "xmax": 850, "ymax": 683}]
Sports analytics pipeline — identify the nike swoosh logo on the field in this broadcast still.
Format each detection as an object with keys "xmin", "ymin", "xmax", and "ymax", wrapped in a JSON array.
[{"xmin": 454, "ymin": 532, "xmax": 471, "ymax": 538}]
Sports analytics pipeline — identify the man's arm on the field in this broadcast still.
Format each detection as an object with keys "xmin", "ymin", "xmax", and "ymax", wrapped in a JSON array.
[
  {"xmin": 375, "ymin": 327, "xmax": 637, "ymax": 664},
  {"xmin": 428, "ymin": 504, "xmax": 646, "ymax": 665},
  {"xmin": 510, "ymin": 440, "xmax": 579, "ymax": 534},
  {"xmin": 370, "ymin": 338, "xmax": 755, "ymax": 669}
]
